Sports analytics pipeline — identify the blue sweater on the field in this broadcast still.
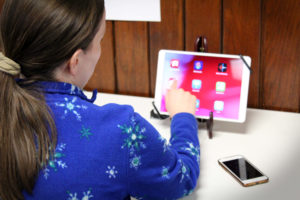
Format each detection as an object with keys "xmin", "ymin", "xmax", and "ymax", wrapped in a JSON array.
[{"xmin": 23, "ymin": 81, "xmax": 200, "ymax": 200}]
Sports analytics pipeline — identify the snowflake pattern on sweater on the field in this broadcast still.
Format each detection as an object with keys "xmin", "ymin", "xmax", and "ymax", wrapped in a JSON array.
[
  {"xmin": 67, "ymin": 188, "xmax": 93, "ymax": 200},
  {"xmin": 55, "ymin": 97, "xmax": 87, "ymax": 121},
  {"xmin": 21, "ymin": 81, "xmax": 200, "ymax": 200},
  {"xmin": 105, "ymin": 166, "xmax": 118, "ymax": 179},
  {"xmin": 118, "ymin": 116, "xmax": 147, "ymax": 170},
  {"xmin": 181, "ymin": 141, "xmax": 200, "ymax": 164},
  {"xmin": 43, "ymin": 143, "xmax": 67, "ymax": 179}
]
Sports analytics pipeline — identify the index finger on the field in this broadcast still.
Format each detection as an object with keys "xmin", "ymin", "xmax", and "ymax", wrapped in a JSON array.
[{"xmin": 169, "ymin": 79, "xmax": 178, "ymax": 90}]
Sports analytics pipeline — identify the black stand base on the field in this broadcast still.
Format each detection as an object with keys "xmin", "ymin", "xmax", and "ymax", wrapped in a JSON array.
[
  {"xmin": 150, "ymin": 102, "xmax": 214, "ymax": 139},
  {"xmin": 197, "ymin": 111, "xmax": 214, "ymax": 139},
  {"xmin": 150, "ymin": 109, "xmax": 169, "ymax": 119}
]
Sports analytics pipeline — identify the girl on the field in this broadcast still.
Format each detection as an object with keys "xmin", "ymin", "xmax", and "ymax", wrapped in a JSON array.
[{"xmin": 0, "ymin": 0, "xmax": 199, "ymax": 199}]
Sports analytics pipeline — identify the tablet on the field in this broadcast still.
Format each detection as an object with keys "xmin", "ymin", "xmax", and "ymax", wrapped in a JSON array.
[{"xmin": 154, "ymin": 50, "xmax": 251, "ymax": 123}]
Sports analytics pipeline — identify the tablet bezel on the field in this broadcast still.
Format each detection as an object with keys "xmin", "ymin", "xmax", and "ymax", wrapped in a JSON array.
[{"xmin": 154, "ymin": 49, "xmax": 251, "ymax": 123}]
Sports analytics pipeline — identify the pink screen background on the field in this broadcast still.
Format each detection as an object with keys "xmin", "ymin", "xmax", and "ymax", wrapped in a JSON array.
[{"xmin": 160, "ymin": 52, "xmax": 244, "ymax": 120}]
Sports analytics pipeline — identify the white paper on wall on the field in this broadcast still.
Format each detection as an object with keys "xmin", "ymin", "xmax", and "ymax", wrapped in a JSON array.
[{"xmin": 105, "ymin": 0, "xmax": 161, "ymax": 22}]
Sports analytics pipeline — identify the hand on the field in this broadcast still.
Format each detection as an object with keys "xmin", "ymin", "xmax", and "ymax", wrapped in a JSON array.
[{"xmin": 165, "ymin": 80, "xmax": 197, "ymax": 118}]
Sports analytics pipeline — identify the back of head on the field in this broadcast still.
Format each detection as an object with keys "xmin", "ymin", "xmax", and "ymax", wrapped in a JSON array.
[
  {"xmin": 0, "ymin": 0, "xmax": 104, "ymax": 79},
  {"xmin": 0, "ymin": 0, "xmax": 104, "ymax": 199}
]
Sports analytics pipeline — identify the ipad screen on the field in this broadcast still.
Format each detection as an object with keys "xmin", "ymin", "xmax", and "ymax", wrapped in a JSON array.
[{"xmin": 155, "ymin": 50, "xmax": 251, "ymax": 122}]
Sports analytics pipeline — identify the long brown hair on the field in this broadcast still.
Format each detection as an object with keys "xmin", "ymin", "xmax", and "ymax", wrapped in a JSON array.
[{"xmin": 0, "ymin": 0, "xmax": 104, "ymax": 199}]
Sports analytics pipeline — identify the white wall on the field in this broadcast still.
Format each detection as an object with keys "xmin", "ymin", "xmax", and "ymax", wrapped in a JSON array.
[{"xmin": 105, "ymin": 0, "xmax": 161, "ymax": 22}]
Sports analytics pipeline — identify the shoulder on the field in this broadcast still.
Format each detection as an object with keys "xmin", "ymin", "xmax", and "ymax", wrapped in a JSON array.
[
  {"xmin": 84, "ymin": 102, "xmax": 141, "ymax": 129},
  {"xmin": 93, "ymin": 103, "xmax": 134, "ymax": 119},
  {"xmin": 47, "ymin": 92, "xmax": 136, "ymax": 126},
  {"xmin": 99, "ymin": 103, "xmax": 134, "ymax": 113}
]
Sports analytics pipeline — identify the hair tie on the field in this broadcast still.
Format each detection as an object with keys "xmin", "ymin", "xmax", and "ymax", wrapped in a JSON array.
[{"xmin": 0, "ymin": 52, "xmax": 21, "ymax": 76}]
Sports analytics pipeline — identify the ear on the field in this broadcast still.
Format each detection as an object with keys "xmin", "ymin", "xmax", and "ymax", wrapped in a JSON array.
[{"xmin": 67, "ymin": 49, "xmax": 83, "ymax": 76}]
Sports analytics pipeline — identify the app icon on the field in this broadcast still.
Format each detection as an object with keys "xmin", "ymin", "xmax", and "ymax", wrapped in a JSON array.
[
  {"xmin": 218, "ymin": 63, "xmax": 227, "ymax": 72},
  {"xmin": 216, "ymin": 81, "xmax": 226, "ymax": 92},
  {"xmin": 196, "ymin": 99, "xmax": 200, "ymax": 108},
  {"xmin": 194, "ymin": 61, "xmax": 203, "ymax": 70},
  {"xmin": 192, "ymin": 79, "xmax": 202, "ymax": 90},
  {"xmin": 214, "ymin": 101, "xmax": 224, "ymax": 111},
  {"xmin": 170, "ymin": 59, "xmax": 179, "ymax": 68}
]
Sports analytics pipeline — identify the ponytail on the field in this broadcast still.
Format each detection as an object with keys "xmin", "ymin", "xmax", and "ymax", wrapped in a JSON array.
[
  {"xmin": 0, "ymin": 0, "xmax": 104, "ymax": 198},
  {"xmin": 0, "ymin": 71, "xmax": 57, "ymax": 199}
]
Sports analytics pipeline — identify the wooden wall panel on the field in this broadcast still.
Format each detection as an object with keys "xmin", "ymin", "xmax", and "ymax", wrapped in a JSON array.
[
  {"xmin": 114, "ymin": 22, "xmax": 150, "ymax": 96},
  {"xmin": 261, "ymin": 0, "xmax": 300, "ymax": 112},
  {"xmin": 85, "ymin": 21, "xmax": 115, "ymax": 93},
  {"xmin": 0, "ymin": 0, "xmax": 298, "ymax": 112},
  {"xmin": 0, "ymin": 0, "xmax": 3, "ymax": 10},
  {"xmin": 223, "ymin": 0, "xmax": 261, "ymax": 108},
  {"xmin": 72, "ymin": 1, "xmax": 300, "ymax": 113},
  {"xmin": 149, "ymin": 0, "xmax": 184, "ymax": 96},
  {"xmin": 185, "ymin": 0, "xmax": 222, "ymax": 52}
]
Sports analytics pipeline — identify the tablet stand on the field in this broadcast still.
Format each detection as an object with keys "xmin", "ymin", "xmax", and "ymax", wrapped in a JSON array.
[
  {"xmin": 195, "ymin": 36, "xmax": 214, "ymax": 139},
  {"xmin": 150, "ymin": 101, "xmax": 169, "ymax": 120},
  {"xmin": 239, "ymin": 54, "xmax": 253, "ymax": 73}
]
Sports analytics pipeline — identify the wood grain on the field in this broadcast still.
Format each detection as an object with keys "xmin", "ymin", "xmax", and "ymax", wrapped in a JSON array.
[
  {"xmin": 149, "ymin": 0, "xmax": 184, "ymax": 97},
  {"xmin": 261, "ymin": 0, "xmax": 300, "ymax": 112},
  {"xmin": 223, "ymin": 0, "xmax": 261, "ymax": 108},
  {"xmin": 67, "ymin": 1, "xmax": 300, "ymax": 113},
  {"xmin": 114, "ymin": 21, "xmax": 150, "ymax": 96},
  {"xmin": 185, "ymin": 0, "xmax": 222, "ymax": 53},
  {"xmin": 85, "ymin": 21, "xmax": 116, "ymax": 93}
]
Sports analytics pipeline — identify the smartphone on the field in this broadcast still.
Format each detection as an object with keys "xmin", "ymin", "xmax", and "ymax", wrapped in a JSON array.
[{"xmin": 218, "ymin": 155, "xmax": 269, "ymax": 187}]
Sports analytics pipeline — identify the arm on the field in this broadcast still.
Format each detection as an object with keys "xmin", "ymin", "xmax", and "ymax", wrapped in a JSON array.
[
  {"xmin": 124, "ymin": 112, "xmax": 199, "ymax": 200},
  {"xmin": 123, "ymin": 80, "xmax": 199, "ymax": 199}
]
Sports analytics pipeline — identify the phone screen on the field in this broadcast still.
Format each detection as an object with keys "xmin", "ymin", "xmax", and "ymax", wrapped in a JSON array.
[{"xmin": 223, "ymin": 158, "xmax": 263, "ymax": 180}]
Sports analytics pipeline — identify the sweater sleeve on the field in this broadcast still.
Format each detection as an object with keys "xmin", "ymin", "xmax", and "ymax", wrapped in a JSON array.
[{"xmin": 118, "ymin": 111, "xmax": 200, "ymax": 200}]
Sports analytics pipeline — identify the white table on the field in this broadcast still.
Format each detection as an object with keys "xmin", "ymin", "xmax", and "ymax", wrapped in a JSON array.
[{"xmin": 86, "ymin": 92, "xmax": 300, "ymax": 200}]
